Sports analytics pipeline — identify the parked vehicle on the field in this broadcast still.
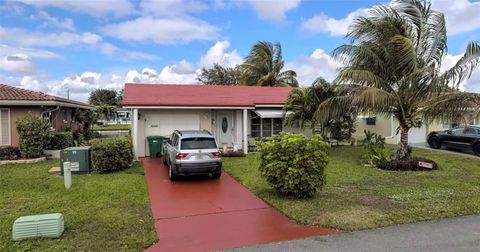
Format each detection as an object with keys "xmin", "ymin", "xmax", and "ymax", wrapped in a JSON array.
[
  {"xmin": 427, "ymin": 125, "xmax": 480, "ymax": 156},
  {"xmin": 163, "ymin": 130, "xmax": 222, "ymax": 180}
]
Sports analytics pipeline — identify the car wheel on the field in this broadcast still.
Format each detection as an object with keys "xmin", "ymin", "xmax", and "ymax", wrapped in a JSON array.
[
  {"xmin": 474, "ymin": 144, "xmax": 480, "ymax": 156},
  {"xmin": 211, "ymin": 172, "xmax": 221, "ymax": 179},
  {"xmin": 169, "ymin": 163, "xmax": 178, "ymax": 181},
  {"xmin": 428, "ymin": 137, "xmax": 441, "ymax": 149}
]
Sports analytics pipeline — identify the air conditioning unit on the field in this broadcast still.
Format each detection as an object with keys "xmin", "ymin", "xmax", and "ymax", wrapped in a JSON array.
[{"xmin": 12, "ymin": 213, "xmax": 64, "ymax": 240}]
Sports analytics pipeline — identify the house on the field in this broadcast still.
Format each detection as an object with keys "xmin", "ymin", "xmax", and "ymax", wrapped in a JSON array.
[
  {"xmin": 123, "ymin": 83, "xmax": 470, "ymax": 159},
  {"xmin": 0, "ymin": 84, "xmax": 93, "ymax": 147}
]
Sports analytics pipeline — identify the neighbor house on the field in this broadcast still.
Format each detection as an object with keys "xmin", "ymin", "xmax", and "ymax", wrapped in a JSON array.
[
  {"xmin": 123, "ymin": 84, "xmax": 448, "ymax": 159},
  {"xmin": 0, "ymin": 84, "xmax": 93, "ymax": 147}
]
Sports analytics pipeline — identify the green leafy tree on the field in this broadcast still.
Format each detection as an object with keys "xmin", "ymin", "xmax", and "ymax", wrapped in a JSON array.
[
  {"xmin": 88, "ymin": 89, "xmax": 119, "ymax": 106},
  {"xmin": 197, "ymin": 64, "xmax": 242, "ymax": 85},
  {"xmin": 241, "ymin": 41, "xmax": 298, "ymax": 87},
  {"xmin": 95, "ymin": 104, "xmax": 116, "ymax": 124},
  {"xmin": 315, "ymin": 0, "xmax": 480, "ymax": 159}
]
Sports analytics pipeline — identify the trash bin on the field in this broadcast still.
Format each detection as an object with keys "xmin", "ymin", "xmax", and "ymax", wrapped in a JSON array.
[{"xmin": 147, "ymin": 136, "xmax": 164, "ymax": 158}]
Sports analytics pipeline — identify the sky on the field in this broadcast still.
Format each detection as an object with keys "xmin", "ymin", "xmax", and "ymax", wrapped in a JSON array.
[{"xmin": 0, "ymin": 0, "xmax": 480, "ymax": 102}]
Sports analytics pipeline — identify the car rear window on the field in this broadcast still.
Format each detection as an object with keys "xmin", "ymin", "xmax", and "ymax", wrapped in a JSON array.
[{"xmin": 181, "ymin": 137, "xmax": 217, "ymax": 150}]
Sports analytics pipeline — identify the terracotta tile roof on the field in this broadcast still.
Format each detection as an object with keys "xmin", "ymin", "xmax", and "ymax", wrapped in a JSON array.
[
  {"xmin": 0, "ymin": 83, "xmax": 91, "ymax": 108},
  {"xmin": 122, "ymin": 83, "xmax": 293, "ymax": 107}
]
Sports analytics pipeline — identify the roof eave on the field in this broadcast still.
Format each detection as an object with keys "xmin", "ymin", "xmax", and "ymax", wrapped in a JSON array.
[{"xmin": 0, "ymin": 100, "xmax": 93, "ymax": 110}]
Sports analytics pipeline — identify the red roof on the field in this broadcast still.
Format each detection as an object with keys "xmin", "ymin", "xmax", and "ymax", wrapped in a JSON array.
[
  {"xmin": 122, "ymin": 83, "xmax": 293, "ymax": 107},
  {"xmin": 0, "ymin": 83, "xmax": 91, "ymax": 108}
]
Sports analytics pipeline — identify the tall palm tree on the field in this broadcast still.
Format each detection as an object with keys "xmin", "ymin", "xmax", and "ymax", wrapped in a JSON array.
[
  {"xmin": 315, "ymin": 0, "xmax": 480, "ymax": 159},
  {"xmin": 241, "ymin": 41, "xmax": 298, "ymax": 87}
]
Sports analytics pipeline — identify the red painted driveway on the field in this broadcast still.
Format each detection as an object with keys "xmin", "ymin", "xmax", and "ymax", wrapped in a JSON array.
[{"xmin": 142, "ymin": 158, "xmax": 335, "ymax": 252}]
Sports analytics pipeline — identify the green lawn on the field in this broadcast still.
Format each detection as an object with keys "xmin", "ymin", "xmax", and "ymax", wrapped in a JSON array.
[
  {"xmin": 93, "ymin": 124, "xmax": 130, "ymax": 131},
  {"xmin": 223, "ymin": 146, "xmax": 480, "ymax": 231},
  {"xmin": 0, "ymin": 160, "xmax": 156, "ymax": 251}
]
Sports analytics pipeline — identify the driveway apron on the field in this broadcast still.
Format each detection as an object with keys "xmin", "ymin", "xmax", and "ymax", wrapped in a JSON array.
[{"xmin": 142, "ymin": 158, "xmax": 335, "ymax": 252}]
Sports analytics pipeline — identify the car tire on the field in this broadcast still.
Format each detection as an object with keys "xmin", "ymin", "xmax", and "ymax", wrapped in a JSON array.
[
  {"xmin": 169, "ymin": 163, "xmax": 178, "ymax": 181},
  {"xmin": 428, "ymin": 137, "xmax": 441, "ymax": 149},
  {"xmin": 474, "ymin": 144, "xmax": 480, "ymax": 156},
  {"xmin": 211, "ymin": 172, "xmax": 221, "ymax": 179}
]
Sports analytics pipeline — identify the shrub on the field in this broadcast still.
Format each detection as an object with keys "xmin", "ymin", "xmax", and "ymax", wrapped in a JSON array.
[
  {"xmin": 47, "ymin": 131, "xmax": 74, "ymax": 150},
  {"xmin": 16, "ymin": 112, "xmax": 51, "ymax": 158},
  {"xmin": 0, "ymin": 146, "xmax": 21, "ymax": 160},
  {"xmin": 258, "ymin": 132, "xmax": 329, "ymax": 198},
  {"xmin": 377, "ymin": 157, "xmax": 438, "ymax": 171},
  {"xmin": 362, "ymin": 130, "xmax": 391, "ymax": 165},
  {"xmin": 89, "ymin": 137, "xmax": 133, "ymax": 173}
]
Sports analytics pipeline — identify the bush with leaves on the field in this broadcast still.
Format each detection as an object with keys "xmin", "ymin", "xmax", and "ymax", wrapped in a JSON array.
[
  {"xmin": 362, "ymin": 130, "xmax": 391, "ymax": 165},
  {"xmin": 0, "ymin": 146, "xmax": 21, "ymax": 160},
  {"xmin": 16, "ymin": 112, "xmax": 51, "ymax": 158},
  {"xmin": 258, "ymin": 132, "xmax": 329, "ymax": 198},
  {"xmin": 377, "ymin": 157, "xmax": 438, "ymax": 171},
  {"xmin": 47, "ymin": 131, "xmax": 74, "ymax": 150},
  {"xmin": 89, "ymin": 137, "xmax": 133, "ymax": 173}
]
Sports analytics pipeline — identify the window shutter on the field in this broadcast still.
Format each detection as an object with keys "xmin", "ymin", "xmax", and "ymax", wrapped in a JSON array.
[{"xmin": 0, "ymin": 109, "xmax": 10, "ymax": 145}]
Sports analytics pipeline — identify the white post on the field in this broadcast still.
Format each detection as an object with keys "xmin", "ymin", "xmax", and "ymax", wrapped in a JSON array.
[
  {"xmin": 243, "ymin": 109, "xmax": 248, "ymax": 154},
  {"xmin": 132, "ymin": 108, "xmax": 139, "ymax": 160},
  {"xmin": 63, "ymin": 162, "xmax": 72, "ymax": 189}
]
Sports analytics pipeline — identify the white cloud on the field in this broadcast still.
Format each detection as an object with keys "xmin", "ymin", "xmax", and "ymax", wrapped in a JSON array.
[
  {"xmin": 32, "ymin": 10, "xmax": 76, "ymax": 31},
  {"xmin": 199, "ymin": 40, "xmax": 242, "ymax": 68},
  {"xmin": 285, "ymin": 48, "xmax": 342, "ymax": 86},
  {"xmin": 16, "ymin": 0, "xmax": 134, "ymax": 17},
  {"xmin": 238, "ymin": 0, "xmax": 301, "ymax": 22},
  {"xmin": 301, "ymin": 8, "xmax": 369, "ymax": 36},
  {"xmin": 0, "ymin": 44, "xmax": 62, "ymax": 59},
  {"xmin": 100, "ymin": 17, "xmax": 219, "ymax": 44},
  {"xmin": 0, "ymin": 54, "xmax": 36, "ymax": 74},
  {"xmin": 140, "ymin": 0, "xmax": 207, "ymax": 17},
  {"xmin": 432, "ymin": 0, "xmax": 480, "ymax": 35}
]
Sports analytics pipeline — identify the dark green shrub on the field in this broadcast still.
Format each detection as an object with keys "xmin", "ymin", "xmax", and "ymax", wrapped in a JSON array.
[
  {"xmin": 16, "ymin": 112, "xmax": 51, "ymax": 158},
  {"xmin": 377, "ymin": 157, "xmax": 438, "ymax": 171},
  {"xmin": 362, "ymin": 130, "xmax": 391, "ymax": 165},
  {"xmin": 0, "ymin": 146, "xmax": 21, "ymax": 160},
  {"xmin": 47, "ymin": 131, "xmax": 74, "ymax": 150},
  {"xmin": 258, "ymin": 132, "xmax": 329, "ymax": 198},
  {"xmin": 89, "ymin": 137, "xmax": 133, "ymax": 173}
]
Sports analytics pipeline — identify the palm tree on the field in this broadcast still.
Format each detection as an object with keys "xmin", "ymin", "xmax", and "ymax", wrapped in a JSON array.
[
  {"xmin": 285, "ymin": 77, "xmax": 356, "ymax": 139},
  {"xmin": 315, "ymin": 0, "xmax": 480, "ymax": 159},
  {"xmin": 241, "ymin": 41, "xmax": 298, "ymax": 87}
]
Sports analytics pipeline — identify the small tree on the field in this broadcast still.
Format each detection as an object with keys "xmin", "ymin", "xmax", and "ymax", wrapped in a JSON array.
[
  {"xmin": 16, "ymin": 112, "xmax": 51, "ymax": 158},
  {"xmin": 197, "ymin": 64, "xmax": 242, "ymax": 85},
  {"xmin": 88, "ymin": 89, "xmax": 119, "ymax": 106}
]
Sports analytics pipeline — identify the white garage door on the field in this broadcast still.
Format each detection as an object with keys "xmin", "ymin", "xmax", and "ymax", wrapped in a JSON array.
[
  {"xmin": 408, "ymin": 125, "xmax": 426, "ymax": 144},
  {"xmin": 144, "ymin": 112, "xmax": 201, "ymax": 138}
]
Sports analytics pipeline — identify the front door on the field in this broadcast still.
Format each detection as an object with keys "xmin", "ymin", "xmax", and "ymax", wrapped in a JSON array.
[{"xmin": 216, "ymin": 111, "xmax": 233, "ymax": 147}]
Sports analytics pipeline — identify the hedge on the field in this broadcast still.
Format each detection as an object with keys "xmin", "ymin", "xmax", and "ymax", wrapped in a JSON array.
[
  {"xmin": 89, "ymin": 137, "xmax": 133, "ymax": 173},
  {"xmin": 0, "ymin": 146, "xmax": 21, "ymax": 160},
  {"xmin": 47, "ymin": 131, "xmax": 74, "ymax": 150},
  {"xmin": 16, "ymin": 112, "xmax": 51, "ymax": 158},
  {"xmin": 258, "ymin": 132, "xmax": 329, "ymax": 198}
]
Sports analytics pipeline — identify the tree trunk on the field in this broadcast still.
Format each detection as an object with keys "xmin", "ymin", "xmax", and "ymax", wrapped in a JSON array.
[{"xmin": 395, "ymin": 126, "xmax": 411, "ymax": 160}]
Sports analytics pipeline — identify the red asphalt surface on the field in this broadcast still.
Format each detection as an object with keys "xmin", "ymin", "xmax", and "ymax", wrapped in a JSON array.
[{"xmin": 142, "ymin": 158, "xmax": 336, "ymax": 252}]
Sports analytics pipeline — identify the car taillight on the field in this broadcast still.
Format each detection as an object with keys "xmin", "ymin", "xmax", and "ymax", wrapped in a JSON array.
[
  {"xmin": 175, "ymin": 153, "xmax": 189, "ymax": 160},
  {"xmin": 211, "ymin": 151, "xmax": 221, "ymax": 158}
]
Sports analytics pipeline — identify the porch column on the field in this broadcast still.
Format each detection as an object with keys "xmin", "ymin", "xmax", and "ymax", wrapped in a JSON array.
[
  {"xmin": 132, "ymin": 108, "xmax": 139, "ymax": 160},
  {"xmin": 243, "ymin": 109, "xmax": 248, "ymax": 154}
]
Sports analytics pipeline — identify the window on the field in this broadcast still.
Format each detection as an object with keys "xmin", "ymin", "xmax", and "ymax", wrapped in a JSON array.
[
  {"xmin": 464, "ymin": 127, "xmax": 479, "ymax": 134},
  {"xmin": 42, "ymin": 111, "xmax": 54, "ymax": 128},
  {"xmin": 450, "ymin": 128, "xmax": 463, "ymax": 135},
  {"xmin": 366, "ymin": 117, "xmax": 376, "ymax": 125},
  {"xmin": 181, "ymin": 137, "xmax": 217, "ymax": 149},
  {"xmin": 0, "ymin": 109, "xmax": 10, "ymax": 145},
  {"xmin": 251, "ymin": 116, "xmax": 283, "ymax": 138}
]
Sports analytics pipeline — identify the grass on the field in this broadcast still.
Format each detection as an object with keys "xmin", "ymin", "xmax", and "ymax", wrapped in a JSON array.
[
  {"xmin": 223, "ymin": 146, "xmax": 480, "ymax": 231},
  {"xmin": 0, "ymin": 160, "xmax": 156, "ymax": 251},
  {"xmin": 93, "ymin": 124, "xmax": 130, "ymax": 131}
]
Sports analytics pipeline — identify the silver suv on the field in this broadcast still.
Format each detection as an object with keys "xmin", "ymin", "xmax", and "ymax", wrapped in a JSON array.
[{"xmin": 163, "ymin": 130, "xmax": 222, "ymax": 180}]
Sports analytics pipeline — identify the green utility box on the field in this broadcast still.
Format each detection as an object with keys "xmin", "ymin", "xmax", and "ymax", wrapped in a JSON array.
[
  {"xmin": 60, "ymin": 146, "xmax": 91, "ymax": 174},
  {"xmin": 13, "ymin": 213, "xmax": 64, "ymax": 240},
  {"xmin": 147, "ymin": 136, "xmax": 164, "ymax": 158}
]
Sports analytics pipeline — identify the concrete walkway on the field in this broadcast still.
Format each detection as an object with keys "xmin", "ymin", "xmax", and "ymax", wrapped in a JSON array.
[
  {"xmin": 226, "ymin": 215, "xmax": 480, "ymax": 252},
  {"xmin": 141, "ymin": 158, "xmax": 335, "ymax": 252}
]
